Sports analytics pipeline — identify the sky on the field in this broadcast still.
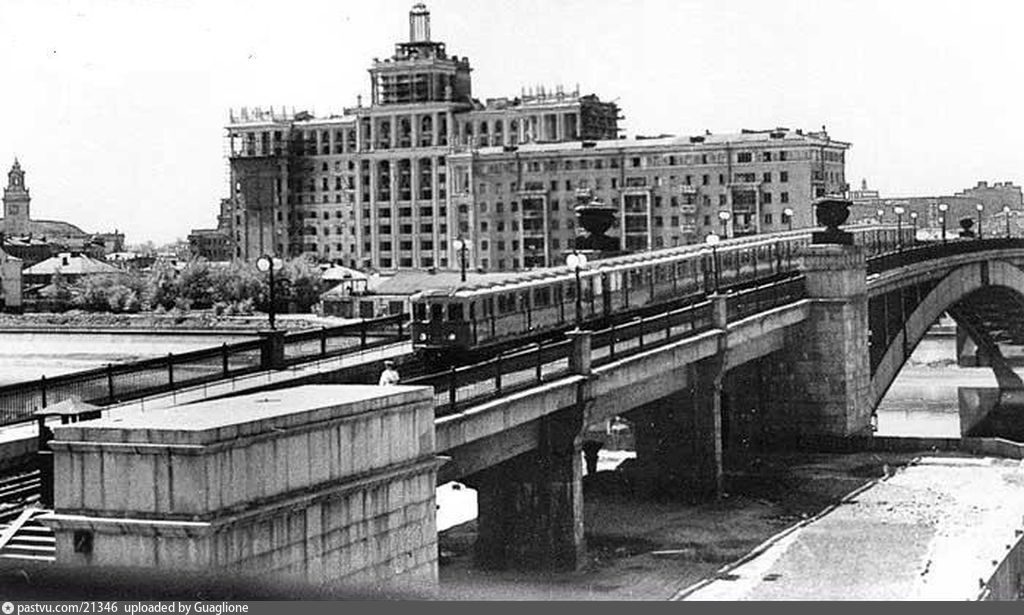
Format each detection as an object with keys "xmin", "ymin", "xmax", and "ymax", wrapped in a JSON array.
[{"xmin": 1, "ymin": 0, "xmax": 1023, "ymax": 245}]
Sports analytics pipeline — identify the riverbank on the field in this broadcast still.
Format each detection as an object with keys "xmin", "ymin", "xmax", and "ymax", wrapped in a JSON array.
[
  {"xmin": 437, "ymin": 449, "xmax": 922, "ymax": 600},
  {"xmin": 0, "ymin": 310, "xmax": 355, "ymax": 332}
]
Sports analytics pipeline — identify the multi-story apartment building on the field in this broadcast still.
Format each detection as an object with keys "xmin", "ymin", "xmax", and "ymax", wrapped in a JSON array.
[
  {"xmin": 218, "ymin": 4, "xmax": 848, "ymax": 273},
  {"xmin": 222, "ymin": 3, "xmax": 618, "ymax": 270},
  {"xmin": 449, "ymin": 128, "xmax": 849, "ymax": 270}
]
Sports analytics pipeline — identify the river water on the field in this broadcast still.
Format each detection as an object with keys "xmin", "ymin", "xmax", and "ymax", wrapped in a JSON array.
[{"xmin": 0, "ymin": 331, "xmax": 256, "ymax": 386}]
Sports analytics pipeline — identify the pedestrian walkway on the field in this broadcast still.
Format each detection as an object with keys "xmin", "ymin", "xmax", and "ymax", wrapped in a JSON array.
[{"xmin": 681, "ymin": 455, "xmax": 1024, "ymax": 600}]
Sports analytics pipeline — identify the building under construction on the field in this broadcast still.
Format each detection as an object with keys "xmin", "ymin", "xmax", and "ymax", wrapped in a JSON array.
[{"xmin": 210, "ymin": 4, "xmax": 848, "ymax": 274}]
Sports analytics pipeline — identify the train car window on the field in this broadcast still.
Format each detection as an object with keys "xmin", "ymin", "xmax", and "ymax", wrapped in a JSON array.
[
  {"xmin": 413, "ymin": 303, "xmax": 427, "ymax": 321},
  {"xmin": 535, "ymin": 287, "xmax": 551, "ymax": 307},
  {"xmin": 448, "ymin": 303, "xmax": 464, "ymax": 321},
  {"xmin": 469, "ymin": 302, "xmax": 476, "ymax": 320},
  {"xmin": 498, "ymin": 294, "xmax": 513, "ymax": 314},
  {"xmin": 430, "ymin": 304, "xmax": 444, "ymax": 320},
  {"xmin": 484, "ymin": 297, "xmax": 494, "ymax": 316},
  {"xmin": 565, "ymin": 281, "xmax": 576, "ymax": 300}
]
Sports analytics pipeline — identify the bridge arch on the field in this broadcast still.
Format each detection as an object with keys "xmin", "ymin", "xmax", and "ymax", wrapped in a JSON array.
[{"xmin": 870, "ymin": 259, "xmax": 1024, "ymax": 410}]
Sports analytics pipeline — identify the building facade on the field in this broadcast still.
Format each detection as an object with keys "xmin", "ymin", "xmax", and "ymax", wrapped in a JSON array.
[
  {"xmin": 449, "ymin": 129, "xmax": 848, "ymax": 271},
  {"xmin": 218, "ymin": 4, "xmax": 848, "ymax": 273}
]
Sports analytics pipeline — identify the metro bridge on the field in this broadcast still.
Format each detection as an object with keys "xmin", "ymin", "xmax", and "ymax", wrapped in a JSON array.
[{"xmin": 5, "ymin": 227, "xmax": 1024, "ymax": 585}]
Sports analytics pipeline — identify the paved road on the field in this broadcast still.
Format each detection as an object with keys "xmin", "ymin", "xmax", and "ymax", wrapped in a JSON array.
[{"xmin": 683, "ymin": 456, "xmax": 1024, "ymax": 600}]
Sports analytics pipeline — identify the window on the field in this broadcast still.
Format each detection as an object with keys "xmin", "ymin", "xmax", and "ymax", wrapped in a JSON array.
[
  {"xmin": 763, "ymin": 172, "xmax": 771, "ymax": 183},
  {"xmin": 719, "ymin": 194, "xmax": 727, "ymax": 206},
  {"xmin": 763, "ymin": 152, "xmax": 772, "ymax": 162},
  {"xmin": 763, "ymin": 192, "xmax": 773, "ymax": 204},
  {"xmin": 779, "ymin": 151, "xmax": 788, "ymax": 162},
  {"xmin": 780, "ymin": 192, "xmax": 790, "ymax": 204},
  {"xmin": 654, "ymin": 216, "xmax": 664, "ymax": 227},
  {"xmin": 737, "ymin": 152, "xmax": 752, "ymax": 163},
  {"xmin": 481, "ymin": 239, "xmax": 489, "ymax": 250},
  {"xmin": 718, "ymin": 174, "xmax": 725, "ymax": 185},
  {"xmin": 764, "ymin": 213, "xmax": 773, "ymax": 225},
  {"xmin": 481, "ymin": 221, "xmax": 489, "ymax": 231},
  {"xmin": 631, "ymin": 157, "xmax": 641, "ymax": 168},
  {"xmin": 670, "ymin": 216, "xmax": 679, "ymax": 226},
  {"xmin": 780, "ymin": 171, "xmax": 789, "ymax": 183},
  {"xmin": 702, "ymin": 175, "xmax": 710, "ymax": 186}
]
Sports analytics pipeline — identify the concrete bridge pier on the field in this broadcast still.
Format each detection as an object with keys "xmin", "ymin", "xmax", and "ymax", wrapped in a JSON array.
[
  {"xmin": 765, "ymin": 245, "xmax": 873, "ymax": 440},
  {"xmin": 627, "ymin": 355, "xmax": 724, "ymax": 500},
  {"xmin": 957, "ymin": 324, "xmax": 994, "ymax": 367},
  {"xmin": 469, "ymin": 406, "xmax": 585, "ymax": 571}
]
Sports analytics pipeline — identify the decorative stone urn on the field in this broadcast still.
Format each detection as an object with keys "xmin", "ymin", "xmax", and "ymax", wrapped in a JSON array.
[
  {"xmin": 959, "ymin": 218, "xmax": 976, "ymax": 238},
  {"xmin": 574, "ymin": 201, "xmax": 622, "ymax": 252},
  {"xmin": 811, "ymin": 198, "xmax": 854, "ymax": 245}
]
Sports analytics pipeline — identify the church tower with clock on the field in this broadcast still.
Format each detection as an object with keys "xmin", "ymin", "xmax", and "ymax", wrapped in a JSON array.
[{"xmin": 3, "ymin": 159, "xmax": 31, "ymax": 237}]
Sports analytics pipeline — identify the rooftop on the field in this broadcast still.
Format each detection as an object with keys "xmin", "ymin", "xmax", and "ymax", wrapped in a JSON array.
[{"xmin": 457, "ymin": 127, "xmax": 848, "ymax": 158}]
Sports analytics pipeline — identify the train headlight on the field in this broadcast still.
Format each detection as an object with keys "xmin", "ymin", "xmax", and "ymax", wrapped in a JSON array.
[
  {"xmin": 447, "ymin": 333, "xmax": 457, "ymax": 341},
  {"xmin": 418, "ymin": 333, "xmax": 426, "ymax": 341}
]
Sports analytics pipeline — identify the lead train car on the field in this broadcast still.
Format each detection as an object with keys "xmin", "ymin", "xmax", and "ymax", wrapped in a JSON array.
[{"xmin": 411, "ymin": 225, "xmax": 908, "ymax": 357}]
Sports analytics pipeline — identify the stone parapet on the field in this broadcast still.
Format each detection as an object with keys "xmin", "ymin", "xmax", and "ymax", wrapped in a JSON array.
[{"xmin": 41, "ymin": 385, "xmax": 440, "ymax": 593}]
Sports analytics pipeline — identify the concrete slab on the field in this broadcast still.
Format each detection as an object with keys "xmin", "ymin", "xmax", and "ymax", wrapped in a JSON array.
[{"xmin": 684, "ymin": 456, "xmax": 1024, "ymax": 601}]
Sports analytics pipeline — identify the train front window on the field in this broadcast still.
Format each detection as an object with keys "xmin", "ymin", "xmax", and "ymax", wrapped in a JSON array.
[
  {"xmin": 413, "ymin": 303, "xmax": 427, "ymax": 321},
  {"xmin": 431, "ymin": 304, "xmax": 444, "ymax": 321},
  {"xmin": 448, "ymin": 303, "xmax": 464, "ymax": 321}
]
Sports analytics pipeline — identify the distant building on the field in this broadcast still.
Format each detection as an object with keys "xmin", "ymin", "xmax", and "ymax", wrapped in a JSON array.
[
  {"xmin": 187, "ymin": 228, "xmax": 232, "ymax": 261},
  {"xmin": 850, "ymin": 180, "xmax": 1024, "ymax": 238},
  {"xmin": 0, "ymin": 248, "xmax": 22, "ymax": 311},
  {"xmin": 22, "ymin": 252, "xmax": 121, "ymax": 287},
  {"xmin": 849, "ymin": 178, "xmax": 881, "ymax": 208},
  {"xmin": 0, "ymin": 159, "xmax": 127, "ymax": 259}
]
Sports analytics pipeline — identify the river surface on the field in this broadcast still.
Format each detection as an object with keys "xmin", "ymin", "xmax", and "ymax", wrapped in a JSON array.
[{"xmin": 0, "ymin": 331, "xmax": 256, "ymax": 385}]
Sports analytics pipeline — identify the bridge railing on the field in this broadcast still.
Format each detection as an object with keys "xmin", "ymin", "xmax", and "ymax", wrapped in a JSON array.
[
  {"xmin": 0, "ymin": 314, "xmax": 409, "ymax": 428},
  {"xmin": 866, "ymin": 238, "xmax": 1024, "ymax": 275},
  {"xmin": 726, "ymin": 275, "xmax": 807, "ymax": 321},
  {"xmin": 0, "ymin": 339, "xmax": 265, "ymax": 427},
  {"xmin": 280, "ymin": 314, "xmax": 405, "ymax": 365},
  {"xmin": 409, "ymin": 277, "xmax": 806, "ymax": 417}
]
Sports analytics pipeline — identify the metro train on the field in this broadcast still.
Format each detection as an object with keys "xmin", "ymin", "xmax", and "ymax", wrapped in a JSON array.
[{"xmin": 410, "ymin": 224, "xmax": 910, "ymax": 360}]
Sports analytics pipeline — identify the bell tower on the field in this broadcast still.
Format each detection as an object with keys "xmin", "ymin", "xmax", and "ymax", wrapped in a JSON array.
[{"xmin": 3, "ymin": 159, "xmax": 31, "ymax": 237}]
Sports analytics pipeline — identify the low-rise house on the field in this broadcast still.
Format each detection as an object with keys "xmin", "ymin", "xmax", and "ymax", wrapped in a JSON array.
[{"xmin": 22, "ymin": 252, "xmax": 121, "ymax": 287}]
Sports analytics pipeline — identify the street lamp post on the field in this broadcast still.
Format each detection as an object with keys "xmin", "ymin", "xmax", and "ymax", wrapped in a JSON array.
[
  {"xmin": 566, "ymin": 251, "xmax": 589, "ymax": 327},
  {"xmin": 718, "ymin": 211, "xmax": 732, "ymax": 239},
  {"xmin": 256, "ymin": 255, "xmax": 283, "ymax": 330},
  {"xmin": 705, "ymin": 233, "xmax": 721, "ymax": 293},
  {"xmin": 1004, "ymin": 205, "xmax": 1012, "ymax": 238},
  {"xmin": 976, "ymin": 203, "xmax": 985, "ymax": 240},
  {"xmin": 938, "ymin": 203, "xmax": 948, "ymax": 244},
  {"xmin": 452, "ymin": 237, "xmax": 468, "ymax": 282},
  {"xmin": 910, "ymin": 212, "xmax": 918, "ymax": 246},
  {"xmin": 894, "ymin": 206, "xmax": 905, "ymax": 251},
  {"xmin": 783, "ymin": 207, "xmax": 794, "ymax": 232}
]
